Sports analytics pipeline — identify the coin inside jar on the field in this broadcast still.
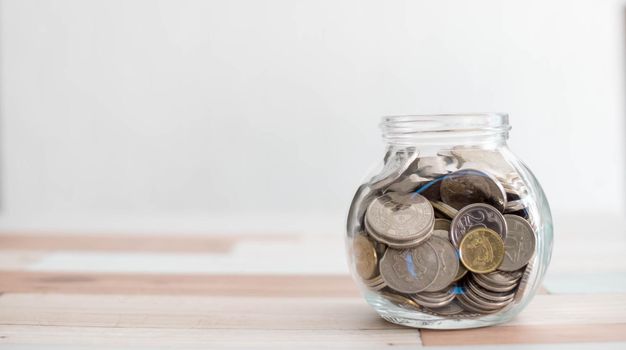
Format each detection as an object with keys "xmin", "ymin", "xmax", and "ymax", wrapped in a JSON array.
[
  {"xmin": 423, "ymin": 299, "xmax": 464, "ymax": 316},
  {"xmin": 347, "ymin": 184, "xmax": 379, "ymax": 236},
  {"xmin": 370, "ymin": 149, "xmax": 419, "ymax": 190},
  {"xmin": 353, "ymin": 234, "xmax": 378, "ymax": 280},
  {"xmin": 451, "ymin": 147, "xmax": 516, "ymax": 176},
  {"xmin": 423, "ymin": 237, "xmax": 460, "ymax": 292},
  {"xmin": 379, "ymin": 244, "xmax": 440, "ymax": 294},
  {"xmin": 450, "ymin": 203, "xmax": 507, "ymax": 248},
  {"xmin": 365, "ymin": 192, "xmax": 434, "ymax": 248},
  {"xmin": 434, "ymin": 218, "xmax": 451, "ymax": 232},
  {"xmin": 380, "ymin": 291, "xmax": 421, "ymax": 310},
  {"xmin": 499, "ymin": 215, "xmax": 536, "ymax": 272},
  {"xmin": 431, "ymin": 201, "xmax": 458, "ymax": 219},
  {"xmin": 440, "ymin": 169, "xmax": 507, "ymax": 212},
  {"xmin": 459, "ymin": 227, "xmax": 505, "ymax": 274}
]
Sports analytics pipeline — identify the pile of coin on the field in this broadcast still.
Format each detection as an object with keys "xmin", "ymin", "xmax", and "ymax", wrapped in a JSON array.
[{"xmin": 348, "ymin": 147, "xmax": 537, "ymax": 317}]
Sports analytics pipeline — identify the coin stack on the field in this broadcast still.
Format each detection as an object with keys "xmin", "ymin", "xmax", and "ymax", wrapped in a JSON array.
[{"xmin": 349, "ymin": 147, "xmax": 537, "ymax": 317}]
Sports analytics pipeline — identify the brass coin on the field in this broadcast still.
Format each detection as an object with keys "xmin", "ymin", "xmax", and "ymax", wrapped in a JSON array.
[
  {"xmin": 353, "ymin": 235, "xmax": 378, "ymax": 280},
  {"xmin": 459, "ymin": 227, "xmax": 505, "ymax": 274}
]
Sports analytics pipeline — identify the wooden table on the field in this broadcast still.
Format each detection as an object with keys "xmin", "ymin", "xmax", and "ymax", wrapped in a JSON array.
[{"xmin": 0, "ymin": 231, "xmax": 625, "ymax": 349}]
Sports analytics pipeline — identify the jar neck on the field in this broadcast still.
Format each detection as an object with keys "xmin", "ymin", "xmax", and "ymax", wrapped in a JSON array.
[{"xmin": 380, "ymin": 113, "xmax": 511, "ymax": 148}]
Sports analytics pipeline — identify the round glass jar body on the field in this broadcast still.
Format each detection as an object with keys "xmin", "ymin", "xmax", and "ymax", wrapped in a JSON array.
[{"xmin": 346, "ymin": 114, "xmax": 553, "ymax": 329}]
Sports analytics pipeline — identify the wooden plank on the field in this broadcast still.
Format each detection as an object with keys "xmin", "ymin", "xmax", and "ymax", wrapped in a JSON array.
[
  {"xmin": 0, "ymin": 233, "xmax": 297, "ymax": 253},
  {"xmin": 0, "ymin": 325, "xmax": 421, "ymax": 349},
  {"xmin": 508, "ymin": 293, "xmax": 626, "ymax": 326},
  {"xmin": 421, "ymin": 292, "xmax": 626, "ymax": 345},
  {"xmin": 1, "ymin": 293, "xmax": 623, "ymax": 331},
  {"xmin": 0, "ymin": 270, "xmax": 547, "ymax": 297},
  {"xmin": 0, "ymin": 271, "xmax": 359, "ymax": 297},
  {"xmin": 0, "ymin": 293, "xmax": 404, "ymax": 331},
  {"xmin": 1, "ymin": 293, "xmax": 622, "ymax": 331},
  {"xmin": 421, "ymin": 324, "xmax": 626, "ymax": 346}
]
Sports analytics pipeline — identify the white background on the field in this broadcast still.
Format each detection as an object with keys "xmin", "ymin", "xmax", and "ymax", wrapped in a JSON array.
[{"xmin": 0, "ymin": 0, "xmax": 624, "ymax": 234}]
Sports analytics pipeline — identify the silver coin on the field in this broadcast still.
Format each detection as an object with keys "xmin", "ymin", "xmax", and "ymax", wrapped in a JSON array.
[
  {"xmin": 374, "ymin": 240, "xmax": 388, "ymax": 256},
  {"xmin": 415, "ymin": 156, "xmax": 451, "ymax": 178},
  {"xmin": 481, "ymin": 269, "xmax": 523, "ymax": 285},
  {"xmin": 432, "ymin": 229, "xmax": 449, "ymax": 240},
  {"xmin": 472, "ymin": 274, "xmax": 518, "ymax": 293},
  {"xmin": 466, "ymin": 278, "xmax": 515, "ymax": 302},
  {"xmin": 386, "ymin": 173, "xmax": 430, "ymax": 193},
  {"xmin": 384, "ymin": 147, "xmax": 416, "ymax": 165},
  {"xmin": 365, "ymin": 192, "xmax": 434, "ymax": 244},
  {"xmin": 513, "ymin": 262, "xmax": 533, "ymax": 302},
  {"xmin": 364, "ymin": 216, "xmax": 433, "ymax": 249},
  {"xmin": 440, "ymin": 169, "xmax": 507, "ymax": 212},
  {"xmin": 414, "ymin": 287, "xmax": 456, "ymax": 303},
  {"xmin": 423, "ymin": 237, "xmax": 460, "ymax": 292},
  {"xmin": 498, "ymin": 174, "xmax": 527, "ymax": 192},
  {"xmin": 499, "ymin": 215, "xmax": 536, "ymax": 271},
  {"xmin": 411, "ymin": 293, "xmax": 455, "ymax": 308},
  {"xmin": 423, "ymin": 299, "xmax": 464, "ymax": 316},
  {"xmin": 347, "ymin": 184, "xmax": 379, "ymax": 236},
  {"xmin": 453, "ymin": 261, "xmax": 468, "ymax": 281},
  {"xmin": 505, "ymin": 187, "xmax": 529, "ymax": 202},
  {"xmin": 463, "ymin": 287, "xmax": 512, "ymax": 310},
  {"xmin": 370, "ymin": 150, "xmax": 419, "ymax": 190},
  {"xmin": 456, "ymin": 293, "xmax": 499, "ymax": 314},
  {"xmin": 364, "ymin": 275, "xmax": 383, "ymax": 286},
  {"xmin": 379, "ymin": 291, "xmax": 421, "ymax": 310},
  {"xmin": 505, "ymin": 199, "xmax": 528, "ymax": 213},
  {"xmin": 431, "ymin": 201, "xmax": 458, "ymax": 219},
  {"xmin": 413, "ymin": 294, "xmax": 455, "ymax": 305},
  {"xmin": 380, "ymin": 244, "xmax": 439, "ymax": 294},
  {"xmin": 450, "ymin": 203, "xmax": 508, "ymax": 247},
  {"xmin": 451, "ymin": 148, "xmax": 516, "ymax": 179},
  {"xmin": 434, "ymin": 218, "xmax": 451, "ymax": 232},
  {"xmin": 412, "ymin": 288, "xmax": 456, "ymax": 309},
  {"xmin": 364, "ymin": 275, "xmax": 387, "ymax": 291}
]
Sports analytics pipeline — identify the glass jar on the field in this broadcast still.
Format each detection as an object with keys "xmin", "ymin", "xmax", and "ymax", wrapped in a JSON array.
[{"xmin": 346, "ymin": 114, "xmax": 553, "ymax": 329}]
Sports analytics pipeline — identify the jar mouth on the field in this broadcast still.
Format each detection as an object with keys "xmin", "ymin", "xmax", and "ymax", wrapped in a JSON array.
[{"xmin": 380, "ymin": 113, "xmax": 511, "ymax": 146}]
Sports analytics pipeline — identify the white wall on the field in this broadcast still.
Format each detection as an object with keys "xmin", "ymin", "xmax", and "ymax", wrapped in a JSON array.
[{"xmin": 0, "ymin": 0, "xmax": 624, "ymax": 233}]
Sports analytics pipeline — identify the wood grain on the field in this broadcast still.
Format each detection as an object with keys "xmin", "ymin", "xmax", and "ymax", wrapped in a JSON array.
[
  {"xmin": 0, "ymin": 233, "xmax": 297, "ymax": 253},
  {"xmin": 421, "ymin": 324, "xmax": 626, "ymax": 346},
  {"xmin": 0, "ymin": 293, "xmax": 401, "ymax": 331},
  {"xmin": 0, "ymin": 271, "xmax": 359, "ymax": 297},
  {"xmin": 0, "ymin": 325, "xmax": 421, "ymax": 349},
  {"xmin": 0, "ymin": 232, "xmax": 623, "ymax": 349}
]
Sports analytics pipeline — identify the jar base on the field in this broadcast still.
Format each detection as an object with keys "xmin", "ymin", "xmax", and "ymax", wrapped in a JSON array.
[
  {"xmin": 369, "ymin": 293, "xmax": 521, "ymax": 329},
  {"xmin": 379, "ymin": 312, "xmax": 512, "ymax": 330}
]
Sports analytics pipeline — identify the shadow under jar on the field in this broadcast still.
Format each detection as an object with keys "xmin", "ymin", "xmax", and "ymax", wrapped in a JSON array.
[{"xmin": 346, "ymin": 114, "xmax": 553, "ymax": 329}]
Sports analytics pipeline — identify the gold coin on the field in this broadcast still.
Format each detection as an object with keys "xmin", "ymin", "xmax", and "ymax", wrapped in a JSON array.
[
  {"xmin": 353, "ymin": 234, "xmax": 378, "ymax": 279},
  {"xmin": 459, "ymin": 227, "xmax": 505, "ymax": 274}
]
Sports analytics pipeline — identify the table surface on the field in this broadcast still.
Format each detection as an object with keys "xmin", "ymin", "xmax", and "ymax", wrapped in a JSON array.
[{"xmin": 0, "ymin": 230, "xmax": 625, "ymax": 349}]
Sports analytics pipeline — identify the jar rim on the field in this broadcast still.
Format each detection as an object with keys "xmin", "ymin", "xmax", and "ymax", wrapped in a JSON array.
[{"xmin": 380, "ymin": 113, "xmax": 511, "ymax": 146}]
